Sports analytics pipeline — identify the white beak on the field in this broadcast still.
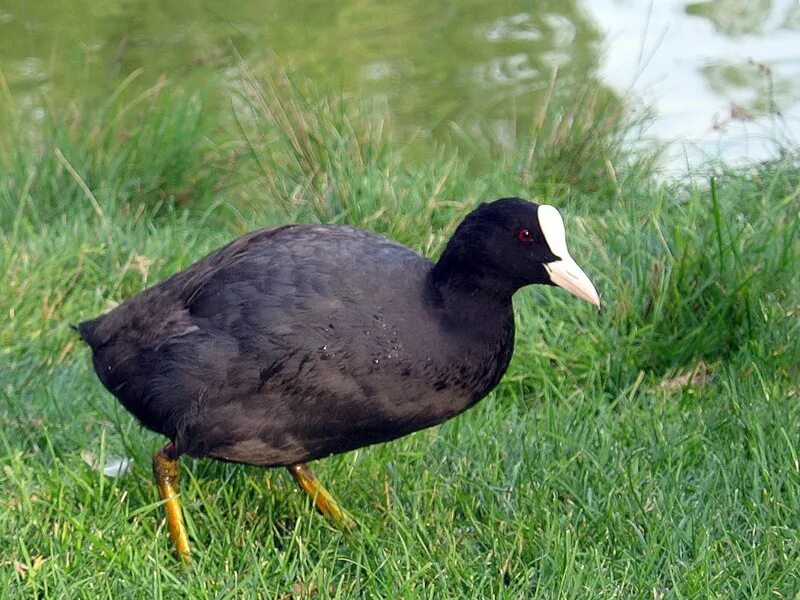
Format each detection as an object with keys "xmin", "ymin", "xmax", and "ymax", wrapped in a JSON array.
[
  {"xmin": 538, "ymin": 204, "xmax": 601, "ymax": 308},
  {"xmin": 544, "ymin": 259, "xmax": 601, "ymax": 307}
]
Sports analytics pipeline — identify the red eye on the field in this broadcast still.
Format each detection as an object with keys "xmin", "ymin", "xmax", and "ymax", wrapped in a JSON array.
[{"xmin": 517, "ymin": 228, "xmax": 534, "ymax": 243}]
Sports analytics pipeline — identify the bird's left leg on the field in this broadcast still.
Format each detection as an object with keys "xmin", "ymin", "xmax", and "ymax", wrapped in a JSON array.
[{"xmin": 152, "ymin": 442, "xmax": 191, "ymax": 564}]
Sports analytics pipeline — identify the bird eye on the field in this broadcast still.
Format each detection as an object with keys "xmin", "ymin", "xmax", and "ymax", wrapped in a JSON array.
[{"xmin": 517, "ymin": 228, "xmax": 534, "ymax": 243}]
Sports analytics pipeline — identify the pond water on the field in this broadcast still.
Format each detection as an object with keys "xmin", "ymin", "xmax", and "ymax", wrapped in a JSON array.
[{"xmin": 2, "ymin": 0, "xmax": 798, "ymax": 170}]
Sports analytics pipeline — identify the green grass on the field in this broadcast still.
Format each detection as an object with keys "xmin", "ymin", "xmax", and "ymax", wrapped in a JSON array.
[{"xmin": 1, "ymin": 70, "xmax": 799, "ymax": 598}]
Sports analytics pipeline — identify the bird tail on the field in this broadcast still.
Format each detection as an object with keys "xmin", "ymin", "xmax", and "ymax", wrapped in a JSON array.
[{"xmin": 72, "ymin": 318, "xmax": 102, "ymax": 349}]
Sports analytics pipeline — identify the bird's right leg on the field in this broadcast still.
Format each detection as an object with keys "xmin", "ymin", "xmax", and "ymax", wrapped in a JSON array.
[{"xmin": 287, "ymin": 463, "xmax": 356, "ymax": 531}]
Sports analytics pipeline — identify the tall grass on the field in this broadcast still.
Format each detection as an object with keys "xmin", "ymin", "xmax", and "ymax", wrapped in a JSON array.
[
  {"xmin": 1, "ymin": 68, "xmax": 798, "ymax": 597},
  {"xmin": 0, "ymin": 71, "xmax": 231, "ymax": 232}
]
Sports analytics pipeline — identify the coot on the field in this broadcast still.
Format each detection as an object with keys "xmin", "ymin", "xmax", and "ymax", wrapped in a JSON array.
[{"xmin": 77, "ymin": 197, "xmax": 599, "ymax": 562}]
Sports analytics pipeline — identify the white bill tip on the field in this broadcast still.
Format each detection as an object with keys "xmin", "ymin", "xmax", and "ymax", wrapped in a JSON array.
[{"xmin": 538, "ymin": 205, "xmax": 601, "ymax": 307}]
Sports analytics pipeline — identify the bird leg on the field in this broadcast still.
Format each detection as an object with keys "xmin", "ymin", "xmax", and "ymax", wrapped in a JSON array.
[
  {"xmin": 152, "ymin": 443, "xmax": 191, "ymax": 563},
  {"xmin": 287, "ymin": 463, "xmax": 356, "ymax": 531}
]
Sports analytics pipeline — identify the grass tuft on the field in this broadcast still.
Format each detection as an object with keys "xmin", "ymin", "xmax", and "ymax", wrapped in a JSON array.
[{"xmin": 0, "ymin": 73, "xmax": 231, "ymax": 231}]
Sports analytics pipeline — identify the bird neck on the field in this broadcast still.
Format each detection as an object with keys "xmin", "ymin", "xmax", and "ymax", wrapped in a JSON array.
[
  {"xmin": 429, "ymin": 247, "xmax": 519, "ymax": 306},
  {"xmin": 425, "ymin": 258, "xmax": 517, "ymax": 406},
  {"xmin": 427, "ymin": 257, "xmax": 516, "ymax": 332}
]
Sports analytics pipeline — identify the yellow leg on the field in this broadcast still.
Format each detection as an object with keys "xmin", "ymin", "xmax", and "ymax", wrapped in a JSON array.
[
  {"xmin": 287, "ymin": 463, "xmax": 356, "ymax": 531},
  {"xmin": 152, "ymin": 444, "xmax": 191, "ymax": 564}
]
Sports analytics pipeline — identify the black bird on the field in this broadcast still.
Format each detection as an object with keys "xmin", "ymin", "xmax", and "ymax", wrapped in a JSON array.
[{"xmin": 77, "ymin": 198, "xmax": 599, "ymax": 562}]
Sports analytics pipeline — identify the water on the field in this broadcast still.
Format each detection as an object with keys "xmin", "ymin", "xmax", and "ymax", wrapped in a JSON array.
[
  {"xmin": 1, "ymin": 0, "xmax": 798, "ymax": 169},
  {"xmin": 587, "ymin": 0, "xmax": 800, "ymax": 169}
]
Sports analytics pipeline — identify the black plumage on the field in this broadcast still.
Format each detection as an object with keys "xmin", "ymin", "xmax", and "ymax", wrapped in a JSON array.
[{"xmin": 77, "ymin": 197, "xmax": 599, "ymax": 559}]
